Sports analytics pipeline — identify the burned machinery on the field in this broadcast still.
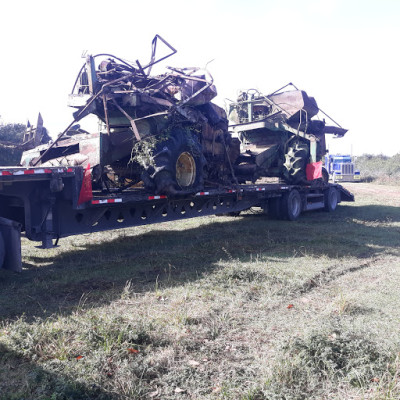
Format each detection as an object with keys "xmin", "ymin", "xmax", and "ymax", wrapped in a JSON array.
[
  {"xmin": 21, "ymin": 35, "xmax": 240, "ymax": 195},
  {"xmin": 20, "ymin": 37, "xmax": 347, "ymax": 195},
  {"xmin": 228, "ymin": 84, "xmax": 347, "ymax": 184}
]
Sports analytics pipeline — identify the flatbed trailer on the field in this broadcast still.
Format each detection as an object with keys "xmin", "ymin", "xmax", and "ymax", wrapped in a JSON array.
[{"xmin": 0, "ymin": 166, "xmax": 354, "ymax": 272}]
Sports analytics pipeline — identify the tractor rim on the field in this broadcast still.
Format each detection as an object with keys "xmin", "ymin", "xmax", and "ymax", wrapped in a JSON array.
[{"xmin": 176, "ymin": 152, "xmax": 196, "ymax": 187}]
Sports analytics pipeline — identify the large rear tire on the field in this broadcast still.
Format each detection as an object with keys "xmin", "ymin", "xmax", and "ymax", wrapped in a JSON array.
[
  {"xmin": 283, "ymin": 141, "xmax": 309, "ymax": 184},
  {"xmin": 143, "ymin": 129, "xmax": 205, "ymax": 195}
]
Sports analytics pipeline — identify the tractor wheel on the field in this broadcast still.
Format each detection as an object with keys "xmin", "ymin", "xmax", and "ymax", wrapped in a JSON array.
[
  {"xmin": 281, "ymin": 189, "xmax": 302, "ymax": 221},
  {"xmin": 324, "ymin": 187, "xmax": 338, "ymax": 212},
  {"xmin": 322, "ymin": 167, "xmax": 329, "ymax": 183},
  {"xmin": 283, "ymin": 141, "xmax": 309, "ymax": 184},
  {"xmin": 143, "ymin": 129, "xmax": 205, "ymax": 195}
]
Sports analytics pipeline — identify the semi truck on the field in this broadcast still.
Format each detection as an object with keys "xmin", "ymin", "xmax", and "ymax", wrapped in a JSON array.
[
  {"xmin": 0, "ymin": 35, "xmax": 354, "ymax": 272},
  {"xmin": 324, "ymin": 154, "xmax": 361, "ymax": 182}
]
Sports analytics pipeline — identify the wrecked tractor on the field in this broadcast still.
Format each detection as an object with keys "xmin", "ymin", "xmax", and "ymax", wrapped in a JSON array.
[
  {"xmin": 21, "ymin": 36, "xmax": 240, "ymax": 195},
  {"xmin": 20, "ymin": 36, "xmax": 347, "ymax": 195},
  {"xmin": 228, "ymin": 84, "xmax": 347, "ymax": 185}
]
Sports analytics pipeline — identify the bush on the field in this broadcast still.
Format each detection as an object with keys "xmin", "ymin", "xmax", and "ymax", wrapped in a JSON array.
[
  {"xmin": 262, "ymin": 326, "xmax": 391, "ymax": 399},
  {"xmin": 355, "ymin": 153, "xmax": 400, "ymax": 184},
  {"xmin": 0, "ymin": 123, "xmax": 26, "ymax": 166}
]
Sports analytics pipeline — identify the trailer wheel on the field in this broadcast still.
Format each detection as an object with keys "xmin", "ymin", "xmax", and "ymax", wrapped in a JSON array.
[
  {"xmin": 281, "ymin": 189, "xmax": 302, "ymax": 221},
  {"xmin": 268, "ymin": 197, "xmax": 283, "ymax": 220},
  {"xmin": 143, "ymin": 129, "xmax": 205, "ymax": 195},
  {"xmin": 324, "ymin": 187, "xmax": 338, "ymax": 212},
  {"xmin": 216, "ymin": 211, "xmax": 241, "ymax": 217},
  {"xmin": 0, "ymin": 232, "xmax": 4, "ymax": 269}
]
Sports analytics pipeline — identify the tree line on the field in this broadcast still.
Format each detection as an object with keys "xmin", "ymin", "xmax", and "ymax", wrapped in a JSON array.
[
  {"xmin": 355, "ymin": 154, "xmax": 400, "ymax": 184},
  {"xmin": 0, "ymin": 122, "xmax": 26, "ymax": 165}
]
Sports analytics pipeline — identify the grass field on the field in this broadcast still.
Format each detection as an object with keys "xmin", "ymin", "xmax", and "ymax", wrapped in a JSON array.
[{"xmin": 1, "ymin": 182, "xmax": 400, "ymax": 400}]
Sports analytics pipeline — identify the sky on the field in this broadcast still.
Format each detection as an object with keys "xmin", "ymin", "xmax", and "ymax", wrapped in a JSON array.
[{"xmin": 0, "ymin": 0, "xmax": 399, "ymax": 156}]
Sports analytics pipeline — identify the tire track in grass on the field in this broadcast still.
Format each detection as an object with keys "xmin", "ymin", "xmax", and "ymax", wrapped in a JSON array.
[{"xmin": 297, "ymin": 256, "xmax": 381, "ymax": 295}]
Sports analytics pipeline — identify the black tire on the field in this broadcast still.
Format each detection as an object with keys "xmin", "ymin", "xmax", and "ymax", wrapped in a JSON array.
[
  {"xmin": 0, "ymin": 232, "xmax": 5, "ymax": 269},
  {"xmin": 324, "ymin": 187, "xmax": 338, "ymax": 212},
  {"xmin": 268, "ymin": 197, "xmax": 283, "ymax": 220},
  {"xmin": 216, "ymin": 211, "xmax": 241, "ymax": 217},
  {"xmin": 281, "ymin": 189, "xmax": 302, "ymax": 221},
  {"xmin": 227, "ymin": 211, "xmax": 241, "ymax": 217},
  {"xmin": 322, "ymin": 167, "xmax": 329, "ymax": 183},
  {"xmin": 143, "ymin": 129, "xmax": 205, "ymax": 195},
  {"xmin": 283, "ymin": 141, "xmax": 309, "ymax": 184}
]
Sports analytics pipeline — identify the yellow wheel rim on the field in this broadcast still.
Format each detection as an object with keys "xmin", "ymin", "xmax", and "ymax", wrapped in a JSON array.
[{"xmin": 176, "ymin": 152, "xmax": 196, "ymax": 188}]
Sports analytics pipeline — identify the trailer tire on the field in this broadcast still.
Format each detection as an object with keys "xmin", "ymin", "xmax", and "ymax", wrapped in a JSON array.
[
  {"xmin": 281, "ymin": 189, "xmax": 302, "ymax": 221},
  {"xmin": 324, "ymin": 187, "xmax": 338, "ymax": 212},
  {"xmin": 216, "ymin": 211, "xmax": 241, "ymax": 217},
  {"xmin": 0, "ymin": 232, "xmax": 4, "ymax": 269},
  {"xmin": 268, "ymin": 197, "xmax": 283, "ymax": 220},
  {"xmin": 143, "ymin": 129, "xmax": 205, "ymax": 195}
]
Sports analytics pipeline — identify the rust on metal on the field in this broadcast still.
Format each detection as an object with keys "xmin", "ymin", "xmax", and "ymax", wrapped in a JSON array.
[{"xmin": 18, "ymin": 36, "xmax": 347, "ymax": 194}]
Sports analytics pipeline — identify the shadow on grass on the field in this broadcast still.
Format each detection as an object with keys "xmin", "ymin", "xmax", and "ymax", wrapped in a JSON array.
[
  {"xmin": 0, "ymin": 343, "xmax": 109, "ymax": 400},
  {"xmin": 0, "ymin": 203, "xmax": 399, "ymax": 322}
]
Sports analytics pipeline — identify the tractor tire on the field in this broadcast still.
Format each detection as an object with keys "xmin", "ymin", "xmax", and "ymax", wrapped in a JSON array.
[
  {"xmin": 281, "ymin": 189, "xmax": 302, "ymax": 221},
  {"xmin": 143, "ymin": 129, "xmax": 205, "ymax": 195},
  {"xmin": 324, "ymin": 187, "xmax": 338, "ymax": 212},
  {"xmin": 283, "ymin": 141, "xmax": 309, "ymax": 184},
  {"xmin": 322, "ymin": 167, "xmax": 329, "ymax": 183}
]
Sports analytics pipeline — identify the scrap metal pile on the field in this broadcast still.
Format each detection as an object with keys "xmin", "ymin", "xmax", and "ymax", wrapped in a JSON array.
[
  {"xmin": 21, "ymin": 35, "xmax": 239, "ymax": 195},
  {"xmin": 20, "ymin": 35, "xmax": 347, "ymax": 195}
]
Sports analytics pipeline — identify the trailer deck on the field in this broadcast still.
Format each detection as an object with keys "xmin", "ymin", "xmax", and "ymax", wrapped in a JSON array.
[{"xmin": 0, "ymin": 166, "xmax": 354, "ymax": 272}]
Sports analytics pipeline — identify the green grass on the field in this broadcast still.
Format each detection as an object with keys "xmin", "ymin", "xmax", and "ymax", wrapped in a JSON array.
[{"xmin": 1, "ymin": 183, "xmax": 400, "ymax": 399}]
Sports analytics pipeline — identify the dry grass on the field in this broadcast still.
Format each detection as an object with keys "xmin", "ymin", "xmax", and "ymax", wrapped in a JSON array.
[{"xmin": 1, "ymin": 183, "xmax": 400, "ymax": 399}]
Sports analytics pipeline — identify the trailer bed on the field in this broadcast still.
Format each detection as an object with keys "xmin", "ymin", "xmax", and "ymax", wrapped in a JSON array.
[{"xmin": 0, "ymin": 166, "xmax": 354, "ymax": 272}]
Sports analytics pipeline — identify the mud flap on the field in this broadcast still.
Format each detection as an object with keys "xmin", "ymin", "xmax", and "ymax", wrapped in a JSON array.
[{"xmin": 0, "ymin": 217, "xmax": 22, "ymax": 272}]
